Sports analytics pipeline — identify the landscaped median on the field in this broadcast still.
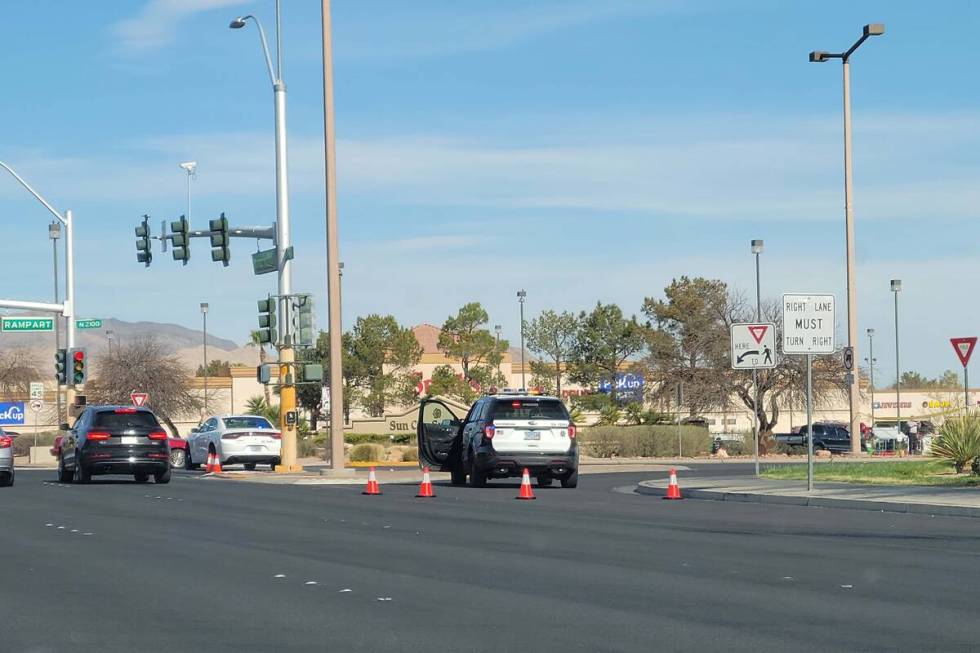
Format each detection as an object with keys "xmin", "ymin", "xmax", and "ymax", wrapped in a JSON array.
[{"xmin": 760, "ymin": 460, "xmax": 980, "ymax": 487}]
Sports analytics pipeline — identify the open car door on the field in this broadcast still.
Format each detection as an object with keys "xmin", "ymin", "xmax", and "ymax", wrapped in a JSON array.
[{"xmin": 417, "ymin": 398, "xmax": 463, "ymax": 471}]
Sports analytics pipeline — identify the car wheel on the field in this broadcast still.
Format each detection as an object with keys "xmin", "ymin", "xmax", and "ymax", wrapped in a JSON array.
[
  {"xmin": 467, "ymin": 455, "xmax": 486, "ymax": 488},
  {"xmin": 537, "ymin": 474, "xmax": 554, "ymax": 488},
  {"xmin": 170, "ymin": 449, "xmax": 186, "ymax": 469},
  {"xmin": 134, "ymin": 472, "xmax": 149, "ymax": 483},
  {"xmin": 0, "ymin": 472, "xmax": 11, "ymax": 487},
  {"xmin": 270, "ymin": 458, "xmax": 280, "ymax": 470},
  {"xmin": 73, "ymin": 454, "xmax": 91, "ymax": 484},
  {"xmin": 560, "ymin": 469, "xmax": 578, "ymax": 488},
  {"xmin": 58, "ymin": 455, "xmax": 72, "ymax": 483},
  {"xmin": 154, "ymin": 467, "xmax": 171, "ymax": 484},
  {"xmin": 185, "ymin": 450, "xmax": 199, "ymax": 471},
  {"xmin": 450, "ymin": 463, "xmax": 466, "ymax": 486}
]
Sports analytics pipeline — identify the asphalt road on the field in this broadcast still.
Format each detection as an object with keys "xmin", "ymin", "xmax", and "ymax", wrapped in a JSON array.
[{"xmin": 2, "ymin": 466, "xmax": 979, "ymax": 652}]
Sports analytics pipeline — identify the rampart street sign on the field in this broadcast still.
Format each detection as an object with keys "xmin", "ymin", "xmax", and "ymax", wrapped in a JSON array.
[{"xmin": 1, "ymin": 317, "xmax": 54, "ymax": 332}]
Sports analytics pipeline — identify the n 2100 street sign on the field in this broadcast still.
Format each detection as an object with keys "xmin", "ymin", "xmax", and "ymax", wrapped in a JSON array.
[{"xmin": 782, "ymin": 294, "xmax": 835, "ymax": 354}]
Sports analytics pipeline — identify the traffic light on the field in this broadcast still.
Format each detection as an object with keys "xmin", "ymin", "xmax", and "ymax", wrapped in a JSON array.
[
  {"xmin": 257, "ymin": 295, "xmax": 277, "ymax": 345},
  {"xmin": 135, "ymin": 215, "xmax": 152, "ymax": 267},
  {"xmin": 54, "ymin": 349, "xmax": 68, "ymax": 385},
  {"xmin": 209, "ymin": 213, "xmax": 230, "ymax": 266},
  {"xmin": 171, "ymin": 215, "xmax": 190, "ymax": 264},
  {"xmin": 300, "ymin": 364, "xmax": 323, "ymax": 383},
  {"xmin": 256, "ymin": 363, "xmax": 272, "ymax": 384},
  {"xmin": 293, "ymin": 295, "xmax": 315, "ymax": 348},
  {"xmin": 68, "ymin": 348, "xmax": 88, "ymax": 386}
]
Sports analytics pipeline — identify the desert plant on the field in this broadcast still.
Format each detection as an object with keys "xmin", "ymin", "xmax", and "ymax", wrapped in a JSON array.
[
  {"xmin": 931, "ymin": 416, "xmax": 980, "ymax": 473},
  {"xmin": 401, "ymin": 447, "xmax": 418, "ymax": 462},
  {"xmin": 597, "ymin": 404, "xmax": 622, "ymax": 426},
  {"xmin": 580, "ymin": 425, "xmax": 711, "ymax": 458},
  {"xmin": 349, "ymin": 443, "xmax": 385, "ymax": 462}
]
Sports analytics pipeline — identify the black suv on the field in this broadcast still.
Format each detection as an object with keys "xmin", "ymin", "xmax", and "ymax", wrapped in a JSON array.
[
  {"xmin": 417, "ymin": 394, "xmax": 578, "ymax": 488},
  {"xmin": 57, "ymin": 406, "xmax": 171, "ymax": 484}
]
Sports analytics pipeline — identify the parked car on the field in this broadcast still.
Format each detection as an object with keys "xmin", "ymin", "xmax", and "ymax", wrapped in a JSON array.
[
  {"xmin": 57, "ymin": 406, "xmax": 171, "ymax": 484},
  {"xmin": 417, "ymin": 392, "xmax": 578, "ymax": 488},
  {"xmin": 167, "ymin": 435, "xmax": 188, "ymax": 468},
  {"xmin": 775, "ymin": 423, "xmax": 852, "ymax": 453},
  {"xmin": 0, "ymin": 428, "xmax": 14, "ymax": 487},
  {"xmin": 186, "ymin": 415, "xmax": 281, "ymax": 470}
]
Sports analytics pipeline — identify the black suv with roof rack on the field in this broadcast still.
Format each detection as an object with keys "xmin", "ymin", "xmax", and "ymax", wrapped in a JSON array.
[
  {"xmin": 57, "ymin": 406, "xmax": 171, "ymax": 484},
  {"xmin": 417, "ymin": 393, "xmax": 578, "ymax": 488}
]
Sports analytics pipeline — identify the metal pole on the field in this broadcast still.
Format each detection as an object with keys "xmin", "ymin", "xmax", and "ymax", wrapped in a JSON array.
[
  {"xmin": 202, "ymin": 310, "xmax": 208, "ymax": 415},
  {"xmin": 676, "ymin": 383, "xmax": 683, "ymax": 457},
  {"xmin": 519, "ymin": 292, "xmax": 526, "ymax": 389},
  {"xmin": 842, "ymin": 59, "xmax": 861, "ymax": 455},
  {"xmin": 966, "ymin": 366, "xmax": 971, "ymax": 415},
  {"xmin": 868, "ymin": 332, "xmax": 876, "ymax": 425},
  {"xmin": 52, "ymin": 227, "xmax": 62, "ymax": 425},
  {"xmin": 806, "ymin": 353, "xmax": 814, "ymax": 492},
  {"xmin": 753, "ymin": 249, "xmax": 761, "ymax": 476},
  {"xmin": 65, "ymin": 210, "xmax": 75, "ymax": 351},
  {"xmin": 321, "ymin": 0, "xmax": 345, "ymax": 470},
  {"xmin": 894, "ymin": 290, "xmax": 901, "ymax": 444}
]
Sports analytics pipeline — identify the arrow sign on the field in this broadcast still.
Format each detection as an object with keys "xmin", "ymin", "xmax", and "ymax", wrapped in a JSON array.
[
  {"xmin": 748, "ymin": 325, "xmax": 769, "ymax": 344},
  {"xmin": 130, "ymin": 392, "xmax": 149, "ymax": 407},
  {"xmin": 951, "ymin": 337, "xmax": 977, "ymax": 368}
]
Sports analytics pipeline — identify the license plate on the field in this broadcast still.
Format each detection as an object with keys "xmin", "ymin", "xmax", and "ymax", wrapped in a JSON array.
[
  {"xmin": 524, "ymin": 431, "xmax": 540, "ymax": 441},
  {"xmin": 121, "ymin": 436, "xmax": 137, "ymax": 445},
  {"xmin": 249, "ymin": 445, "xmax": 266, "ymax": 452}
]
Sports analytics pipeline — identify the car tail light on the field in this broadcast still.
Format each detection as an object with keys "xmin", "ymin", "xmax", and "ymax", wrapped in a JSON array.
[
  {"xmin": 484, "ymin": 424, "xmax": 496, "ymax": 439},
  {"xmin": 114, "ymin": 408, "xmax": 137, "ymax": 414},
  {"xmin": 270, "ymin": 432, "xmax": 281, "ymax": 440},
  {"xmin": 0, "ymin": 436, "xmax": 12, "ymax": 448},
  {"xmin": 148, "ymin": 430, "xmax": 168, "ymax": 440},
  {"xmin": 567, "ymin": 425, "xmax": 577, "ymax": 439},
  {"xmin": 222, "ymin": 432, "xmax": 242, "ymax": 440},
  {"xmin": 87, "ymin": 431, "xmax": 111, "ymax": 441}
]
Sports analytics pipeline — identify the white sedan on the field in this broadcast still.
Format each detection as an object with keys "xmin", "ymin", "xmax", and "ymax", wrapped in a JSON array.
[{"xmin": 187, "ymin": 415, "xmax": 281, "ymax": 471}]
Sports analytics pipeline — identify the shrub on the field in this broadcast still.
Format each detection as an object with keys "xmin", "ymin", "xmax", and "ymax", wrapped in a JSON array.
[
  {"xmin": 11, "ymin": 432, "xmax": 59, "ymax": 458},
  {"xmin": 931, "ymin": 416, "xmax": 980, "ymax": 473},
  {"xmin": 716, "ymin": 435, "xmax": 750, "ymax": 456},
  {"xmin": 580, "ymin": 425, "xmax": 711, "ymax": 458},
  {"xmin": 349, "ymin": 443, "xmax": 385, "ymax": 463},
  {"xmin": 402, "ymin": 447, "xmax": 418, "ymax": 462},
  {"xmin": 345, "ymin": 433, "xmax": 414, "ymax": 446}
]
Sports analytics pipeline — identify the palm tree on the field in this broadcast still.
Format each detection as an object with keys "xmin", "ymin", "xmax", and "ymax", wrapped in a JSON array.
[{"xmin": 246, "ymin": 330, "xmax": 272, "ymax": 404}]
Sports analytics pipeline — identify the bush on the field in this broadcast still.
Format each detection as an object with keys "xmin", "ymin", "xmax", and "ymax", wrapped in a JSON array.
[
  {"xmin": 580, "ymin": 425, "xmax": 712, "ymax": 458},
  {"xmin": 931, "ymin": 416, "xmax": 980, "ymax": 473},
  {"xmin": 716, "ymin": 435, "xmax": 750, "ymax": 456},
  {"xmin": 11, "ymin": 432, "xmax": 59, "ymax": 458},
  {"xmin": 349, "ymin": 443, "xmax": 385, "ymax": 463},
  {"xmin": 401, "ymin": 447, "xmax": 418, "ymax": 462},
  {"xmin": 345, "ymin": 433, "xmax": 414, "ymax": 446}
]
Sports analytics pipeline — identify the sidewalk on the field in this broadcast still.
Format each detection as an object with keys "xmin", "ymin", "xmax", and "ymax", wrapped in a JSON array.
[{"xmin": 637, "ymin": 475, "xmax": 980, "ymax": 518}]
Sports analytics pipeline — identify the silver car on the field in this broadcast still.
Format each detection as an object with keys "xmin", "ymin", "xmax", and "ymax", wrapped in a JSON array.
[{"xmin": 0, "ymin": 428, "xmax": 15, "ymax": 487}]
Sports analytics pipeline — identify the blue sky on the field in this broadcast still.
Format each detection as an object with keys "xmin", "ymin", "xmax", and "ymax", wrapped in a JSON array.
[{"xmin": 1, "ymin": 0, "xmax": 979, "ymax": 380}]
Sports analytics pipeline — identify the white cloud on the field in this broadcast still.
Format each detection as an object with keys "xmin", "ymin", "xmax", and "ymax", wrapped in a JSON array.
[{"xmin": 112, "ymin": 0, "xmax": 247, "ymax": 52}]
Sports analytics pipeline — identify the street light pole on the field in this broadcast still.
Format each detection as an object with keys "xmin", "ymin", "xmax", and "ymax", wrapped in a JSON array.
[
  {"xmin": 517, "ymin": 290, "xmax": 527, "ymax": 390},
  {"xmin": 810, "ymin": 23, "xmax": 885, "ymax": 455},
  {"xmin": 201, "ymin": 303, "xmax": 209, "ymax": 415},
  {"xmin": 231, "ymin": 3, "xmax": 299, "ymax": 471},
  {"xmin": 179, "ymin": 162, "xmax": 196, "ymax": 223},
  {"xmin": 320, "ymin": 0, "xmax": 346, "ymax": 471},
  {"xmin": 50, "ymin": 221, "xmax": 62, "ymax": 424},
  {"xmin": 106, "ymin": 330, "xmax": 114, "ymax": 355},
  {"xmin": 494, "ymin": 324, "xmax": 502, "ymax": 380},
  {"xmin": 751, "ymin": 239, "xmax": 763, "ymax": 476},
  {"xmin": 891, "ymin": 279, "xmax": 902, "ymax": 448},
  {"xmin": 866, "ymin": 328, "xmax": 876, "ymax": 427}
]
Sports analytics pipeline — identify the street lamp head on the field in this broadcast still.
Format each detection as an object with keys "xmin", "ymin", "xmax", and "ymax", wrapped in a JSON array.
[
  {"xmin": 229, "ymin": 17, "xmax": 247, "ymax": 29},
  {"xmin": 517, "ymin": 290, "xmax": 527, "ymax": 299},
  {"xmin": 200, "ymin": 302, "xmax": 209, "ymax": 314},
  {"xmin": 179, "ymin": 161, "xmax": 197, "ymax": 175},
  {"xmin": 864, "ymin": 23, "xmax": 885, "ymax": 37},
  {"xmin": 494, "ymin": 324, "xmax": 502, "ymax": 334},
  {"xmin": 48, "ymin": 221, "xmax": 61, "ymax": 240},
  {"xmin": 890, "ymin": 279, "xmax": 902, "ymax": 292},
  {"xmin": 751, "ymin": 239, "xmax": 764, "ymax": 254},
  {"xmin": 809, "ymin": 50, "xmax": 831, "ymax": 63},
  {"xmin": 867, "ymin": 328, "xmax": 875, "ymax": 337}
]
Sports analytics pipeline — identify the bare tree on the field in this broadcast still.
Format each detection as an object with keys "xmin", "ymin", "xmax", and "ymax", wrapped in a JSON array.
[
  {"xmin": 0, "ymin": 349, "xmax": 40, "ymax": 401},
  {"xmin": 86, "ymin": 337, "xmax": 201, "ymax": 435}
]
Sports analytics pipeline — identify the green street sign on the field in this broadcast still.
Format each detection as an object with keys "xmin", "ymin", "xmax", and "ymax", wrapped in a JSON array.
[
  {"xmin": 76, "ymin": 319, "xmax": 103, "ymax": 329},
  {"xmin": 252, "ymin": 248, "xmax": 278, "ymax": 276},
  {"xmin": 1, "ymin": 317, "xmax": 54, "ymax": 332}
]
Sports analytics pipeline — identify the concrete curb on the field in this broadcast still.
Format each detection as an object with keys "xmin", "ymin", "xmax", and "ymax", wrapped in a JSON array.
[{"xmin": 635, "ymin": 482, "xmax": 980, "ymax": 519}]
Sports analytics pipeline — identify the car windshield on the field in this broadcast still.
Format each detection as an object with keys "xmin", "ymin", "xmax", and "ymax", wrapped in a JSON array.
[
  {"xmin": 492, "ymin": 399, "xmax": 569, "ymax": 421},
  {"xmin": 222, "ymin": 416, "xmax": 274, "ymax": 430},
  {"xmin": 93, "ymin": 410, "xmax": 160, "ymax": 430}
]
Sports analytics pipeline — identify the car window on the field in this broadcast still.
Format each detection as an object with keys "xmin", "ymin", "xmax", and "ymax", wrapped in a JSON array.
[
  {"xmin": 492, "ymin": 399, "xmax": 569, "ymax": 421},
  {"xmin": 463, "ymin": 401, "xmax": 481, "ymax": 424},
  {"xmin": 205, "ymin": 418, "xmax": 218, "ymax": 431},
  {"xmin": 223, "ymin": 416, "xmax": 274, "ymax": 430},
  {"xmin": 93, "ymin": 410, "xmax": 160, "ymax": 430}
]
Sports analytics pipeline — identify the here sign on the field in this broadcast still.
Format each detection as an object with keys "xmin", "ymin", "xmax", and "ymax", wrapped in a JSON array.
[
  {"xmin": 730, "ymin": 323, "xmax": 777, "ymax": 369},
  {"xmin": 782, "ymin": 294, "xmax": 835, "ymax": 354}
]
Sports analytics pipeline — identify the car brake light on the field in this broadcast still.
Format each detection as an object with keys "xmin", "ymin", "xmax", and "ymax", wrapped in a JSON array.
[
  {"xmin": 0, "ymin": 436, "xmax": 12, "ymax": 448},
  {"xmin": 88, "ymin": 431, "xmax": 111, "ymax": 441},
  {"xmin": 484, "ymin": 424, "xmax": 496, "ymax": 439},
  {"xmin": 148, "ymin": 431, "xmax": 168, "ymax": 440},
  {"xmin": 567, "ymin": 425, "xmax": 577, "ymax": 439},
  {"xmin": 222, "ymin": 433, "xmax": 242, "ymax": 440},
  {"xmin": 114, "ymin": 408, "xmax": 137, "ymax": 414},
  {"xmin": 270, "ymin": 432, "xmax": 281, "ymax": 440}
]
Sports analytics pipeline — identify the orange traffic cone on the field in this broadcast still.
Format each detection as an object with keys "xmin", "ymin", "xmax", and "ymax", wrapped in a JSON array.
[
  {"xmin": 204, "ymin": 452, "xmax": 214, "ymax": 473},
  {"xmin": 362, "ymin": 466, "xmax": 382, "ymax": 495},
  {"xmin": 663, "ymin": 467, "xmax": 682, "ymax": 500},
  {"xmin": 516, "ymin": 468, "xmax": 536, "ymax": 500},
  {"xmin": 416, "ymin": 466, "xmax": 435, "ymax": 498}
]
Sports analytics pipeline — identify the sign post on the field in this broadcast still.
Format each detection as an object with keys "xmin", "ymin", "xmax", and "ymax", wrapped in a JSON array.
[
  {"xmin": 29, "ymin": 382, "xmax": 44, "ymax": 401},
  {"xmin": 29, "ymin": 399, "xmax": 43, "ymax": 464},
  {"xmin": 782, "ymin": 294, "xmax": 836, "ymax": 491},
  {"xmin": 950, "ymin": 337, "xmax": 977, "ymax": 413},
  {"xmin": 731, "ymin": 323, "xmax": 777, "ymax": 475}
]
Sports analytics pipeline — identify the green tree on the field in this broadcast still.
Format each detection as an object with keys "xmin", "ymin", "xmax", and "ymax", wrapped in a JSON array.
[
  {"xmin": 525, "ymin": 310, "xmax": 578, "ymax": 396},
  {"xmin": 937, "ymin": 370, "xmax": 963, "ymax": 388},
  {"xmin": 246, "ymin": 330, "xmax": 272, "ymax": 404},
  {"xmin": 346, "ymin": 315, "xmax": 423, "ymax": 416},
  {"xmin": 195, "ymin": 359, "xmax": 231, "ymax": 377},
  {"xmin": 568, "ymin": 302, "xmax": 645, "ymax": 402},
  {"xmin": 437, "ymin": 303, "xmax": 507, "ymax": 393},
  {"xmin": 427, "ymin": 365, "xmax": 476, "ymax": 403}
]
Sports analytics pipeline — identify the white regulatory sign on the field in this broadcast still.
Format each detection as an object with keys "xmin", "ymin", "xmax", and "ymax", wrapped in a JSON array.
[
  {"xmin": 30, "ymin": 382, "xmax": 44, "ymax": 400},
  {"xmin": 730, "ymin": 323, "xmax": 777, "ymax": 369},
  {"xmin": 782, "ymin": 294, "xmax": 836, "ymax": 354},
  {"xmin": 30, "ymin": 399, "xmax": 44, "ymax": 413}
]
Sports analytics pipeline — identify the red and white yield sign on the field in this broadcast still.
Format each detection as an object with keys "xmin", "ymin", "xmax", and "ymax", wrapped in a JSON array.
[
  {"xmin": 950, "ymin": 337, "xmax": 977, "ymax": 368},
  {"xmin": 130, "ymin": 392, "xmax": 149, "ymax": 407},
  {"xmin": 731, "ymin": 323, "xmax": 778, "ymax": 370}
]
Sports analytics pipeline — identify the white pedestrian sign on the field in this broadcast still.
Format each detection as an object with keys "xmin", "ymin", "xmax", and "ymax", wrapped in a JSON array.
[
  {"xmin": 730, "ymin": 323, "xmax": 777, "ymax": 369},
  {"xmin": 782, "ymin": 294, "xmax": 836, "ymax": 354}
]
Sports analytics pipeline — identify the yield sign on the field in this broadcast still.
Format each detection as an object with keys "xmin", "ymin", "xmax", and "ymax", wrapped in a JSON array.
[
  {"xmin": 748, "ymin": 325, "xmax": 769, "ymax": 344},
  {"xmin": 950, "ymin": 337, "xmax": 977, "ymax": 368},
  {"xmin": 130, "ymin": 392, "xmax": 149, "ymax": 407}
]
